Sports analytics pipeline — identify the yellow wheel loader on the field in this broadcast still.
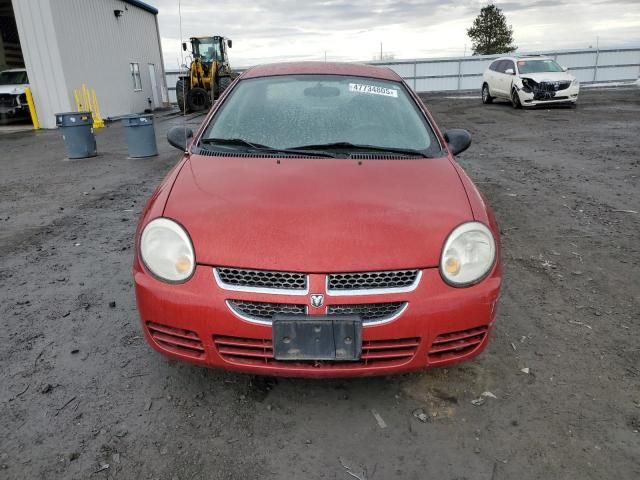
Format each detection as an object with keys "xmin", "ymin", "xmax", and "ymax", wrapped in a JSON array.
[{"xmin": 177, "ymin": 36, "xmax": 234, "ymax": 112}]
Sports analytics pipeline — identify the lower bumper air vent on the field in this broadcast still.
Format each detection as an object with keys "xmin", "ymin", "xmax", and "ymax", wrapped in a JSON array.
[
  {"xmin": 146, "ymin": 322, "xmax": 205, "ymax": 359},
  {"xmin": 214, "ymin": 335, "xmax": 419, "ymax": 368},
  {"xmin": 428, "ymin": 326, "xmax": 488, "ymax": 364}
]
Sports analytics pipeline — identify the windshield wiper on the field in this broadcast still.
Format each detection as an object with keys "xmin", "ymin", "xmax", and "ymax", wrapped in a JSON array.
[
  {"xmin": 199, "ymin": 138, "xmax": 338, "ymax": 158},
  {"xmin": 290, "ymin": 142, "xmax": 432, "ymax": 158}
]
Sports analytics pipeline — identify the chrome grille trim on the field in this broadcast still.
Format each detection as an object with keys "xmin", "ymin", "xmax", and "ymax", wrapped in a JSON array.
[
  {"xmin": 226, "ymin": 300, "xmax": 407, "ymax": 326},
  {"xmin": 326, "ymin": 270, "xmax": 422, "ymax": 296},
  {"xmin": 214, "ymin": 268, "xmax": 309, "ymax": 296},
  {"xmin": 226, "ymin": 300, "xmax": 307, "ymax": 325},
  {"xmin": 327, "ymin": 302, "xmax": 408, "ymax": 326}
]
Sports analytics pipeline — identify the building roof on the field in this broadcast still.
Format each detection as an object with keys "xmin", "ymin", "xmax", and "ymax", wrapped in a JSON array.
[
  {"xmin": 241, "ymin": 62, "xmax": 402, "ymax": 81},
  {"xmin": 123, "ymin": 0, "xmax": 158, "ymax": 15}
]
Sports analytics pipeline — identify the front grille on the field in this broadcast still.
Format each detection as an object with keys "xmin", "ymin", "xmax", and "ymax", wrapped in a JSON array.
[
  {"xmin": 214, "ymin": 335, "xmax": 419, "ymax": 368},
  {"xmin": 539, "ymin": 81, "xmax": 571, "ymax": 91},
  {"xmin": 216, "ymin": 267, "xmax": 307, "ymax": 291},
  {"xmin": 327, "ymin": 302, "xmax": 406, "ymax": 323},
  {"xmin": 146, "ymin": 322, "xmax": 205, "ymax": 359},
  {"xmin": 0, "ymin": 94, "xmax": 17, "ymax": 107},
  {"xmin": 327, "ymin": 270, "xmax": 419, "ymax": 292},
  {"xmin": 428, "ymin": 326, "xmax": 488, "ymax": 364},
  {"xmin": 228, "ymin": 300, "xmax": 406, "ymax": 324},
  {"xmin": 228, "ymin": 300, "xmax": 306, "ymax": 321}
]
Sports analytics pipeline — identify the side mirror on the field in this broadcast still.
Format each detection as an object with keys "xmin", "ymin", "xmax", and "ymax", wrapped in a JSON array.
[
  {"xmin": 444, "ymin": 129, "xmax": 472, "ymax": 156},
  {"xmin": 561, "ymin": 65, "xmax": 568, "ymax": 72},
  {"xmin": 227, "ymin": 39, "xmax": 232, "ymax": 48},
  {"xmin": 182, "ymin": 42, "xmax": 187, "ymax": 51},
  {"xmin": 167, "ymin": 126, "xmax": 193, "ymax": 151},
  {"xmin": 505, "ymin": 68, "xmax": 514, "ymax": 75}
]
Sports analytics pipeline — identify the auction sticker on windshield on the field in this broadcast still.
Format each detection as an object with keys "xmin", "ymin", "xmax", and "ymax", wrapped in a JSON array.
[{"xmin": 349, "ymin": 83, "xmax": 398, "ymax": 98}]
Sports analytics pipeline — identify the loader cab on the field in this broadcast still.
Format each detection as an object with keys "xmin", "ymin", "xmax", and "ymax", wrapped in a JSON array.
[{"xmin": 183, "ymin": 36, "xmax": 232, "ymax": 65}]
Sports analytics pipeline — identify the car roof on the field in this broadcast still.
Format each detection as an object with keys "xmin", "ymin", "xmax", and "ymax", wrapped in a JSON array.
[
  {"xmin": 241, "ymin": 62, "xmax": 403, "ymax": 82},
  {"xmin": 493, "ymin": 55, "xmax": 553, "ymax": 61}
]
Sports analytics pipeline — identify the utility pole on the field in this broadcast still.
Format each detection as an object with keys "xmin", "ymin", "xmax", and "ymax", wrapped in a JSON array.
[{"xmin": 380, "ymin": 42, "xmax": 383, "ymax": 60}]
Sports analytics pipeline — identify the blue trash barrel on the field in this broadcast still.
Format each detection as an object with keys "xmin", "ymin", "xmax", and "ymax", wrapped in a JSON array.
[
  {"xmin": 122, "ymin": 114, "xmax": 158, "ymax": 158},
  {"xmin": 55, "ymin": 112, "xmax": 97, "ymax": 159}
]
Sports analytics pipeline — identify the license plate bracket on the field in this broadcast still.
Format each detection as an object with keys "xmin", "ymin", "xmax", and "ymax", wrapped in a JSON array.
[{"xmin": 272, "ymin": 315, "xmax": 362, "ymax": 361}]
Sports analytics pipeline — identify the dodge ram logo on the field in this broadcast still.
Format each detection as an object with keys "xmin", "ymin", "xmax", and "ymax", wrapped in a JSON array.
[{"xmin": 310, "ymin": 294, "xmax": 324, "ymax": 308}]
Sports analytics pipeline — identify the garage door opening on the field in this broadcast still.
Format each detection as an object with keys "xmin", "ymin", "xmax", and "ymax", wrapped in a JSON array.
[{"xmin": 0, "ymin": 0, "xmax": 34, "ymax": 132}]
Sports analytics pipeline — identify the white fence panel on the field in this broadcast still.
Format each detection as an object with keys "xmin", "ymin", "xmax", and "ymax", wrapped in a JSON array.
[
  {"xmin": 597, "ymin": 50, "xmax": 640, "ymax": 66},
  {"xmin": 596, "ymin": 65, "xmax": 640, "ymax": 82},
  {"xmin": 416, "ymin": 61, "xmax": 459, "ymax": 77},
  {"xmin": 164, "ymin": 47, "xmax": 640, "ymax": 100},
  {"xmin": 385, "ymin": 63, "xmax": 414, "ymax": 77},
  {"xmin": 554, "ymin": 52, "xmax": 597, "ymax": 68},
  {"xmin": 572, "ymin": 68, "xmax": 596, "ymax": 83}
]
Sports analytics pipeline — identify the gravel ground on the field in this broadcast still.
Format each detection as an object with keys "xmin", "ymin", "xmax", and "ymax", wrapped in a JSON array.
[{"xmin": 1, "ymin": 87, "xmax": 639, "ymax": 479}]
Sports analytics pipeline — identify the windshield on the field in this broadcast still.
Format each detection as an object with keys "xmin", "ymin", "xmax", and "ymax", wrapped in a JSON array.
[
  {"xmin": 517, "ymin": 59, "xmax": 564, "ymax": 74},
  {"xmin": 0, "ymin": 70, "xmax": 28, "ymax": 85},
  {"xmin": 195, "ymin": 38, "xmax": 221, "ymax": 63},
  {"xmin": 201, "ymin": 75, "xmax": 439, "ymax": 155}
]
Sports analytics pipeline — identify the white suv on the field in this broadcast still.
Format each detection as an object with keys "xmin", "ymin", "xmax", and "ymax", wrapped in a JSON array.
[{"xmin": 482, "ymin": 56, "xmax": 579, "ymax": 108}]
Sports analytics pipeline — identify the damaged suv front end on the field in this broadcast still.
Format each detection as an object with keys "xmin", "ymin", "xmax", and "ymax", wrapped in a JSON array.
[{"xmin": 515, "ymin": 59, "xmax": 579, "ymax": 107}]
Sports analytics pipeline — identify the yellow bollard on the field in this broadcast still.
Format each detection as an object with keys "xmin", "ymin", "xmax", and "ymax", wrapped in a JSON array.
[
  {"xmin": 91, "ymin": 89, "xmax": 104, "ymax": 128},
  {"xmin": 74, "ymin": 89, "xmax": 81, "ymax": 111},
  {"xmin": 72, "ymin": 84, "xmax": 104, "ymax": 128},
  {"xmin": 24, "ymin": 87, "xmax": 39, "ymax": 130}
]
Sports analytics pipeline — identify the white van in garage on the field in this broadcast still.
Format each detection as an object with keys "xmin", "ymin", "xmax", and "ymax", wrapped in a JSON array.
[{"xmin": 0, "ymin": 68, "xmax": 30, "ymax": 120}]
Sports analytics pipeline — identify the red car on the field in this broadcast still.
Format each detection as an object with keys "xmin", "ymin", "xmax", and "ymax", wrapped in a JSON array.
[{"xmin": 133, "ymin": 62, "xmax": 501, "ymax": 377}]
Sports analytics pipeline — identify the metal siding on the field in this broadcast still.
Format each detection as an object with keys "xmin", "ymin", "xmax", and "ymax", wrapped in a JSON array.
[
  {"xmin": 49, "ymin": 0, "xmax": 167, "ymax": 121},
  {"xmin": 11, "ymin": 0, "xmax": 72, "ymax": 128}
]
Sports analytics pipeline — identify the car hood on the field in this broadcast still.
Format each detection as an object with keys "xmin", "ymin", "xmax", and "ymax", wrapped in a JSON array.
[
  {"xmin": 163, "ymin": 154, "xmax": 473, "ymax": 272},
  {"xmin": 0, "ymin": 84, "xmax": 27, "ymax": 95},
  {"xmin": 520, "ymin": 71, "xmax": 574, "ymax": 83}
]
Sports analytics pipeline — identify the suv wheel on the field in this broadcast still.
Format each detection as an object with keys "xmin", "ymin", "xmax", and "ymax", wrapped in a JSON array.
[
  {"xmin": 482, "ymin": 84, "xmax": 493, "ymax": 104},
  {"xmin": 511, "ymin": 87, "xmax": 522, "ymax": 109}
]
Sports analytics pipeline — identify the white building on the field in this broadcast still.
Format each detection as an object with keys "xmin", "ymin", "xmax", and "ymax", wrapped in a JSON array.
[{"xmin": 3, "ymin": 0, "xmax": 168, "ymax": 128}]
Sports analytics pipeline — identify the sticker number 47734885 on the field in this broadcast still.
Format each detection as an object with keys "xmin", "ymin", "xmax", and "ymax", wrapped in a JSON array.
[{"xmin": 349, "ymin": 83, "xmax": 398, "ymax": 98}]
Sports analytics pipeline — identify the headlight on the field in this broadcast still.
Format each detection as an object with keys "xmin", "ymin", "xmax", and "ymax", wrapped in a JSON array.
[
  {"xmin": 440, "ymin": 222, "xmax": 496, "ymax": 287},
  {"xmin": 140, "ymin": 218, "xmax": 195, "ymax": 282},
  {"xmin": 571, "ymin": 78, "xmax": 579, "ymax": 87}
]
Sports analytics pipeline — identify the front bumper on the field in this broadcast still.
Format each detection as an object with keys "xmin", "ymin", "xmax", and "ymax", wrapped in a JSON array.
[
  {"xmin": 518, "ymin": 84, "xmax": 579, "ymax": 107},
  {"xmin": 134, "ymin": 263, "xmax": 501, "ymax": 378},
  {"xmin": 0, "ymin": 96, "xmax": 28, "ymax": 118}
]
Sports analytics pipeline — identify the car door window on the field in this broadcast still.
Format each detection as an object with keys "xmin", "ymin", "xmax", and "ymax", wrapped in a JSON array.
[{"xmin": 504, "ymin": 60, "xmax": 515, "ymax": 74}]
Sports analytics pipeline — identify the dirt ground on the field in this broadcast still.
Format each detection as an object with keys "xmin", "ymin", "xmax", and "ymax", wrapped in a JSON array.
[{"xmin": 1, "ymin": 87, "xmax": 639, "ymax": 480}]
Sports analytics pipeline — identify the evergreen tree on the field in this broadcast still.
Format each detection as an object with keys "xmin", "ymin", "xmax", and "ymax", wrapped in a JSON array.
[{"xmin": 467, "ymin": 4, "xmax": 517, "ymax": 55}]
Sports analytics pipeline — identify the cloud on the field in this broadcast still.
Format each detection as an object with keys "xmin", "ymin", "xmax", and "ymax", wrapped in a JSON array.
[{"xmin": 149, "ymin": 0, "xmax": 640, "ymax": 68}]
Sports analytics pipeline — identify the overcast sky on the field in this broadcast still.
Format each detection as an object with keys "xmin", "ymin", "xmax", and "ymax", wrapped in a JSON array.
[{"xmin": 151, "ymin": 0, "xmax": 640, "ymax": 68}]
